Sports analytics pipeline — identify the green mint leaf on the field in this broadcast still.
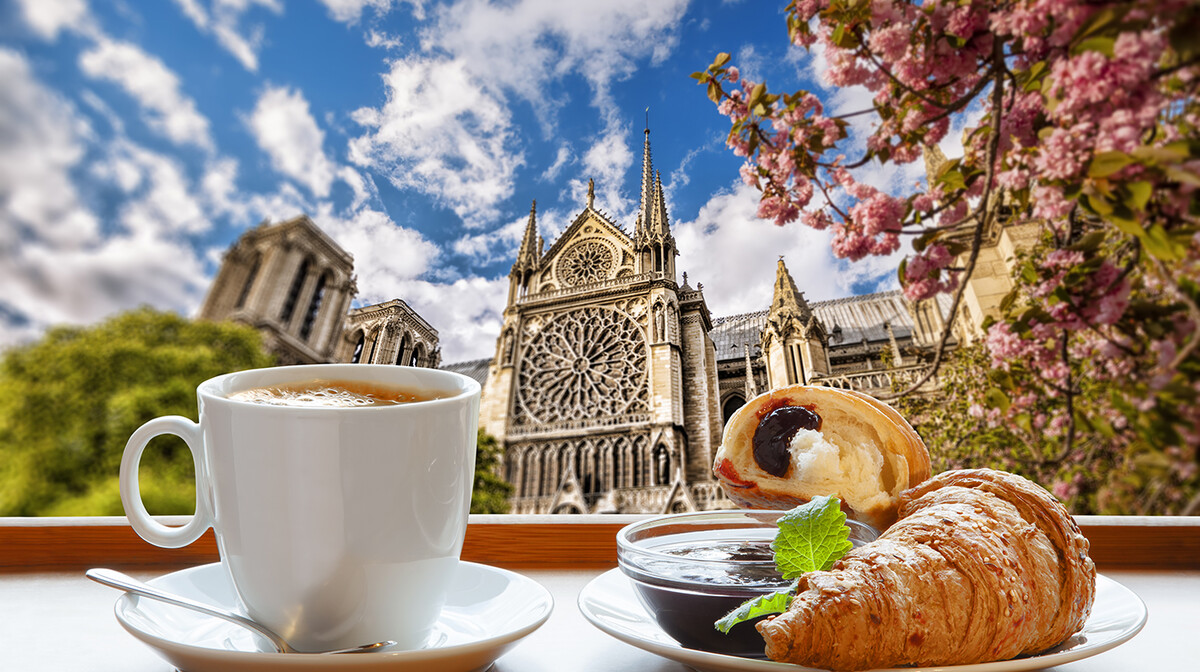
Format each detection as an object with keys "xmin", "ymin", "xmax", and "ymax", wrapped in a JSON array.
[
  {"xmin": 771, "ymin": 494, "xmax": 853, "ymax": 579},
  {"xmin": 714, "ymin": 582, "xmax": 797, "ymax": 634}
]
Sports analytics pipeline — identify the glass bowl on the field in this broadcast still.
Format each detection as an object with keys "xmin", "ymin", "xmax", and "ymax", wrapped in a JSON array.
[{"xmin": 616, "ymin": 509, "xmax": 878, "ymax": 657}]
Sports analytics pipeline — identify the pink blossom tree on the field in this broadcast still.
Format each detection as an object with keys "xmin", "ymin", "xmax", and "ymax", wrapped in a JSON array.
[{"xmin": 695, "ymin": 0, "xmax": 1199, "ymax": 513}]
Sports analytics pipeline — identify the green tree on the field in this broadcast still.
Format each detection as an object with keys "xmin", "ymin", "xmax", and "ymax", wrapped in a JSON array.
[
  {"xmin": 0, "ymin": 308, "xmax": 275, "ymax": 516},
  {"xmin": 471, "ymin": 429, "xmax": 513, "ymax": 514}
]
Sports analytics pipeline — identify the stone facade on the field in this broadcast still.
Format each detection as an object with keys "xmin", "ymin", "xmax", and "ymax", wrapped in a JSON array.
[
  {"xmin": 479, "ymin": 130, "xmax": 726, "ymax": 515},
  {"xmin": 199, "ymin": 214, "xmax": 440, "ymax": 368},
  {"xmin": 337, "ymin": 299, "xmax": 441, "ymax": 368}
]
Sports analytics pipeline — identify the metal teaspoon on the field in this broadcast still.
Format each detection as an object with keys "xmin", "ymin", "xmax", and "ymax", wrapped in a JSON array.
[{"xmin": 86, "ymin": 568, "xmax": 395, "ymax": 655}]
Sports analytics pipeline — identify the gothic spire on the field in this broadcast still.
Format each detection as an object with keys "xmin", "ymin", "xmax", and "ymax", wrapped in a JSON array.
[
  {"xmin": 771, "ymin": 257, "xmax": 812, "ymax": 319},
  {"xmin": 513, "ymin": 200, "xmax": 540, "ymax": 273},
  {"xmin": 635, "ymin": 126, "xmax": 654, "ymax": 238},
  {"xmin": 650, "ymin": 170, "xmax": 671, "ymax": 237}
]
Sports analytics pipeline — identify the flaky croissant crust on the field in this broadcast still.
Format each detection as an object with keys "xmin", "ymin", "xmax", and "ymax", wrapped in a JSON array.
[{"xmin": 757, "ymin": 468, "xmax": 1097, "ymax": 671}]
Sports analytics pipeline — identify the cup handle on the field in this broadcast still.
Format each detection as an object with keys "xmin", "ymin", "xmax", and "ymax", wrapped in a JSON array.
[{"xmin": 119, "ymin": 416, "xmax": 214, "ymax": 548}]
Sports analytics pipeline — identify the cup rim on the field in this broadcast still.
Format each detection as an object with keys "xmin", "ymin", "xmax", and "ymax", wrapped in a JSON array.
[{"xmin": 197, "ymin": 363, "xmax": 481, "ymax": 412}]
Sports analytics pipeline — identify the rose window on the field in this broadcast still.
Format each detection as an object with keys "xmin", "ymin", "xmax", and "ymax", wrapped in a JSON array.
[
  {"xmin": 558, "ymin": 241, "xmax": 614, "ymax": 286},
  {"xmin": 516, "ymin": 307, "xmax": 647, "ymax": 423}
]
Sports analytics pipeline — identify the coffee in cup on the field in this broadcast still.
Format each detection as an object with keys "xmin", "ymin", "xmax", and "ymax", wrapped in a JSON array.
[{"xmin": 119, "ymin": 364, "xmax": 481, "ymax": 652}]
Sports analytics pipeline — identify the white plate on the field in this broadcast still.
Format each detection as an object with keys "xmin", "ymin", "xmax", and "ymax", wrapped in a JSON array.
[
  {"xmin": 578, "ymin": 569, "xmax": 1146, "ymax": 672},
  {"xmin": 112, "ymin": 561, "xmax": 553, "ymax": 672}
]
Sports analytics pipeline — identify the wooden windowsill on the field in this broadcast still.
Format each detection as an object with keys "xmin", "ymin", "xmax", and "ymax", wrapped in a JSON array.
[{"xmin": 2, "ymin": 514, "xmax": 1198, "ymax": 573}]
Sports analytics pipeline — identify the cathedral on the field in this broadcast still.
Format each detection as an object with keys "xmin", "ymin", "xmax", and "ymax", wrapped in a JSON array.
[
  {"xmin": 198, "ymin": 215, "xmax": 441, "ymax": 369},
  {"xmin": 198, "ymin": 133, "xmax": 1029, "ymax": 517},
  {"xmin": 464, "ymin": 131, "xmax": 1018, "ymax": 515},
  {"xmin": 477, "ymin": 129, "xmax": 724, "ymax": 514}
]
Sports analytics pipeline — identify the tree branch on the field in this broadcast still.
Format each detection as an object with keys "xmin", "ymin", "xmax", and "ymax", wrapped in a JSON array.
[{"xmin": 877, "ymin": 38, "xmax": 1008, "ymax": 401}]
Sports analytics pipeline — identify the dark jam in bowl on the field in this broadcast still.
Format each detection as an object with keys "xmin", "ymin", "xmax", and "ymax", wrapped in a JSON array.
[{"xmin": 616, "ymin": 511, "xmax": 878, "ymax": 658}]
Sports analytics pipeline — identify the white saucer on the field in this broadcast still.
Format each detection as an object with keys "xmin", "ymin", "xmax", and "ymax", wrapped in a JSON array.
[
  {"xmin": 578, "ymin": 569, "xmax": 1146, "ymax": 672},
  {"xmin": 112, "ymin": 561, "xmax": 553, "ymax": 672}
]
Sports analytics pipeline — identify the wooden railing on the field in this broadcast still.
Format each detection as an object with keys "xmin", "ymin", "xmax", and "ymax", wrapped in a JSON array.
[{"xmin": 5, "ymin": 515, "xmax": 1197, "ymax": 572}]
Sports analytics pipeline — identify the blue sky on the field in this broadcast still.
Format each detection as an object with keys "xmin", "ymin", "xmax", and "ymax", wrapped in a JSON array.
[{"xmin": 0, "ymin": 0, "xmax": 931, "ymax": 362}]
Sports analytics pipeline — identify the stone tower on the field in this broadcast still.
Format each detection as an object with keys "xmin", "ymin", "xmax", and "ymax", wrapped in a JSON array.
[
  {"xmin": 921, "ymin": 145, "xmax": 1039, "ymax": 345},
  {"xmin": 198, "ymin": 215, "xmax": 356, "ymax": 365},
  {"xmin": 480, "ymin": 128, "xmax": 725, "ymax": 514},
  {"xmin": 761, "ymin": 257, "xmax": 830, "ymax": 387}
]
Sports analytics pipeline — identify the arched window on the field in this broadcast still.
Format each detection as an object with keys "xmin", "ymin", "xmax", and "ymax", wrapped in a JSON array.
[
  {"xmin": 396, "ymin": 334, "xmax": 411, "ymax": 365},
  {"xmin": 298, "ymin": 272, "xmax": 328, "ymax": 341},
  {"xmin": 722, "ymin": 394, "xmax": 746, "ymax": 426},
  {"xmin": 366, "ymin": 331, "xmax": 379, "ymax": 364},
  {"xmin": 279, "ymin": 257, "xmax": 311, "ymax": 324},
  {"xmin": 652, "ymin": 444, "xmax": 670, "ymax": 485},
  {"xmin": 235, "ymin": 253, "xmax": 260, "ymax": 309},
  {"xmin": 350, "ymin": 331, "xmax": 365, "ymax": 363},
  {"xmin": 410, "ymin": 343, "xmax": 423, "ymax": 367}
]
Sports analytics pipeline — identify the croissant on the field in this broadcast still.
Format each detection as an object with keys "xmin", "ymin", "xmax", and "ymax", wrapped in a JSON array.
[
  {"xmin": 757, "ymin": 468, "xmax": 1096, "ymax": 671},
  {"xmin": 713, "ymin": 385, "xmax": 931, "ymax": 529}
]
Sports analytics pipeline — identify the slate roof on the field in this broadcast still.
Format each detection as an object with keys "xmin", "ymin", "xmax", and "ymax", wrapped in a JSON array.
[
  {"xmin": 710, "ymin": 290, "xmax": 954, "ymax": 363},
  {"xmin": 440, "ymin": 358, "xmax": 491, "ymax": 387}
]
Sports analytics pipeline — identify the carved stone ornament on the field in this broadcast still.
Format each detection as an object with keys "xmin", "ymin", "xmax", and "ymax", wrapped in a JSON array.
[
  {"xmin": 515, "ymin": 306, "xmax": 648, "ymax": 424},
  {"xmin": 557, "ymin": 240, "xmax": 615, "ymax": 287}
]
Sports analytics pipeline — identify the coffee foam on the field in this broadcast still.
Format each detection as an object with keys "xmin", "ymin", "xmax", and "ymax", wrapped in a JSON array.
[{"xmin": 229, "ymin": 381, "xmax": 417, "ymax": 408}]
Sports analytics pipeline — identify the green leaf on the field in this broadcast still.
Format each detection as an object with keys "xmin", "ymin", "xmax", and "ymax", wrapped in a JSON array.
[
  {"xmin": 985, "ymin": 387, "xmax": 1011, "ymax": 414},
  {"xmin": 1088, "ymin": 151, "xmax": 1134, "ymax": 178},
  {"xmin": 938, "ymin": 168, "xmax": 967, "ymax": 192},
  {"xmin": 771, "ymin": 494, "xmax": 853, "ymax": 578},
  {"xmin": 1165, "ymin": 166, "xmax": 1200, "ymax": 187},
  {"xmin": 1067, "ymin": 231, "xmax": 1107, "ymax": 252},
  {"xmin": 1125, "ymin": 181, "xmax": 1153, "ymax": 212},
  {"xmin": 748, "ymin": 82, "xmax": 767, "ymax": 110},
  {"xmin": 1021, "ymin": 61, "xmax": 1049, "ymax": 92},
  {"xmin": 1106, "ymin": 210, "xmax": 1145, "ymax": 238},
  {"xmin": 1143, "ymin": 224, "xmax": 1183, "ymax": 261},
  {"xmin": 711, "ymin": 52, "xmax": 732, "ymax": 70},
  {"xmin": 714, "ymin": 584, "xmax": 797, "ymax": 634},
  {"xmin": 1132, "ymin": 142, "xmax": 1190, "ymax": 165},
  {"xmin": 1074, "ymin": 36, "xmax": 1115, "ymax": 57}
]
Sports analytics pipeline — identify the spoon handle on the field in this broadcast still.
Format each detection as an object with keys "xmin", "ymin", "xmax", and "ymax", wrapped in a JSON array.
[{"xmin": 85, "ymin": 567, "xmax": 292, "ymax": 653}]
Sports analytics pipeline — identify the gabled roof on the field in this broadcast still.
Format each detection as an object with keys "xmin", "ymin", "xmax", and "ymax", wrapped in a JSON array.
[
  {"xmin": 538, "ymin": 206, "xmax": 632, "ymax": 265},
  {"xmin": 710, "ymin": 290, "xmax": 954, "ymax": 362}
]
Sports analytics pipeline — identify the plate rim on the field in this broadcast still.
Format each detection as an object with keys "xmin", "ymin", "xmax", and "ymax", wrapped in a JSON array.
[
  {"xmin": 112, "ymin": 560, "xmax": 554, "ymax": 666},
  {"xmin": 577, "ymin": 568, "xmax": 1147, "ymax": 672}
]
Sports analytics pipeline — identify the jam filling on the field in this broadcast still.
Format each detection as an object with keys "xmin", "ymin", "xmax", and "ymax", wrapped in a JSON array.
[{"xmin": 752, "ymin": 405, "xmax": 821, "ymax": 477}]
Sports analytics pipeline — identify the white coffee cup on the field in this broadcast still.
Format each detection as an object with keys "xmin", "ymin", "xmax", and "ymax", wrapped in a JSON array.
[{"xmin": 119, "ymin": 364, "xmax": 481, "ymax": 652}]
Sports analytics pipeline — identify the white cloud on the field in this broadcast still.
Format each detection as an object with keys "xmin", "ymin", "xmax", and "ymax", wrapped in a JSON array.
[
  {"xmin": 452, "ymin": 212, "xmax": 529, "ymax": 264},
  {"xmin": 425, "ymin": 0, "xmax": 687, "ymax": 108},
  {"xmin": 318, "ymin": 0, "xmax": 423, "ymax": 24},
  {"xmin": 14, "ymin": 0, "xmax": 92, "ymax": 41},
  {"xmin": 348, "ymin": 0, "xmax": 689, "ymax": 228},
  {"xmin": 78, "ymin": 38, "xmax": 214, "ymax": 150},
  {"xmin": 247, "ymin": 85, "xmax": 337, "ymax": 198},
  {"xmin": 384, "ymin": 276, "xmax": 509, "ymax": 362},
  {"xmin": 348, "ymin": 56, "xmax": 523, "ymax": 227},
  {"xmin": 364, "ymin": 29, "xmax": 404, "ymax": 50},
  {"xmin": 316, "ymin": 205, "xmax": 440, "ymax": 290},
  {"xmin": 170, "ymin": 0, "xmax": 282, "ymax": 72},
  {"xmin": 0, "ymin": 48, "xmax": 97, "ymax": 249},
  {"xmin": 580, "ymin": 117, "xmax": 635, "ymax": 220},
  {"xmin": 91, "ymin": 139, "xmax": 213, "ymax": 236},
  {"xmin": 674, "ymin": 182, "xmax": 860, "ymax": 319},
  {"xmin": 539, "ymin": 144, "xmax": 571, "ymax": 182},
  {"xmin": 0, "ymin": 49, "xmax": 214, "ymax": 348}
]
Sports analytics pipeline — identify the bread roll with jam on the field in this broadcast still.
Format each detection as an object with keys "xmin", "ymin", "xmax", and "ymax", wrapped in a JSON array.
[{"xmin": 713, "ymin": 385, "xmax": 931, "ymax": 529}]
